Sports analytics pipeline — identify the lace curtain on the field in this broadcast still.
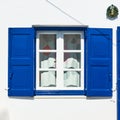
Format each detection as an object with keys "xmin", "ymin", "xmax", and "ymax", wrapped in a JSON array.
[{"xmin": 40, "ymin": 34, "xmax": 80, "ymax": 87}]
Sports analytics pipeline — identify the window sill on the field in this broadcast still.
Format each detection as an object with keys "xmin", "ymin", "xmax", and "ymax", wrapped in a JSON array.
[{"xmin": 34, "ymin": 95, "xmax": 86, "ymax": 99}]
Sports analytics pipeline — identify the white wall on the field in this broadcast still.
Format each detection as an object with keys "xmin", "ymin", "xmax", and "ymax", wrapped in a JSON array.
[{"xmin": 0, "ymin": 0, "xmax": 119, "ymax": 120}]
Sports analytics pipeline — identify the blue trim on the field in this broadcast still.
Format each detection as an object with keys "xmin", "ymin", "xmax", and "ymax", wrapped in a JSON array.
[
  {"xmin": 117, "ymin": 26, "xmax": 120, "ymax": 120},
  {"xmin": 33, "ymin": 26, "xmax": 88, "ymax": 31},
  {"xmin": 35, "ymin": 90, "xmax": 85, "ymax": 96},
  {"xmin": 84, "ymin": 30, "xmax": 87, "ymax": 92}
]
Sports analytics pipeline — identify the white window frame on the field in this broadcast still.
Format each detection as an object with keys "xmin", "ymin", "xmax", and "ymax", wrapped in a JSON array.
[{"xmin": 36, "ymin": 31, "xmax": 84, "ymax": 90}]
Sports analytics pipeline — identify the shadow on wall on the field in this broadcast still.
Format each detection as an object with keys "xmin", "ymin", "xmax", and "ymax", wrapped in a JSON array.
[{"xmin": 0, "ymin": 109, "xmax": 9, "ymax": 120}]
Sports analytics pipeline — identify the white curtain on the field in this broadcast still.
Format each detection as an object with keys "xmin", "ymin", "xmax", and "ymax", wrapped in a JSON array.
[
  {"xmin": 64, "ymin": 53, "xmax": 80, "ymax": 69},
  {"xmin": 64, "ymin": 71, "xmax": 80, "ymax": 87},
  {"xmin": 64, "ymin": 35, "xmax": 81, "ymax": 87},
  {"xmin": 40, "ymin": 34, "xmax": 56, "ymax": 69},
  {"xmin": 40, "ymin": 34, "xmax": 81, "ymax": 87},
  {"xmin": 41, "ymin": 55, "xmax": 56, "ymax": 68},
  {"xmin": 41, "ymin": 71, "xmax": 56, "ymax": 87},
  {"xmin": 40, "ymin": 35, "xmax": 56, "ymax": 87}
]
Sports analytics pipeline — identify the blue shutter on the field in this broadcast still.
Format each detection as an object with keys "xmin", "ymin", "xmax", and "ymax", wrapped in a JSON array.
[
  {"xmin": 86, "ymin": 28, "xmax": 112, "ymax": 97},
  {"xmin": 8, "ymin": 28, "xmax": 35, "ymax": 96},
  {"xmin": 117, "ymin": 27, "xmax": 120, "ymax": 120}
]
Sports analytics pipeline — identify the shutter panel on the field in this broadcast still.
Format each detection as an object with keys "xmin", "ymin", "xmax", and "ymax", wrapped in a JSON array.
[
  {"xmin": 86, "ymin": 28, "xmax": 112, "ymax": 97},
  {"xmin": 8, "ymin": 28, "xmax": 35, "ymax": 96}
]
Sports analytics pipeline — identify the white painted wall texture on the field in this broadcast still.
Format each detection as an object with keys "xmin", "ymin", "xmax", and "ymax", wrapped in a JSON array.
[{"xmin": 0, "ymin": 0, "xmax": 120, "ymax": 120}]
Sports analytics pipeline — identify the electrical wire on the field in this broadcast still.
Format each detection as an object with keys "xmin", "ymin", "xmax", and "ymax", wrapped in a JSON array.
[{"xmin": 46, "ymin": 0, "xmax": 85, "ymax": 25}]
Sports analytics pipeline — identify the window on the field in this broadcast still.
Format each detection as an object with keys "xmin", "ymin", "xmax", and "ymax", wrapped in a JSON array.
[
  {"xmin": 36, "ymin": 32, "xmax": 84, "ymax": 90},
  {"xmin": 8, "ymin": 26, "xmax": 112, "ymax": 97}
]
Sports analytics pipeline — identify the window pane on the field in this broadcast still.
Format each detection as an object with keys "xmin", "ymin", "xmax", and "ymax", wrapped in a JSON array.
[
  {"xmin": 64, "ymin": 53, "xmax": 81, "ymax": 69},
  {"xmin": 39, "ymin": 34, "xmax": 56, "ymax": 50},
  {"xmin": 64, "ymin": 71, "xmax": 81, "ymax": 87},
  {"xmin": 64, "ymin": 34, "xmax": 81, "ymax": 50},
  {"xmin": 39, "ymin": 52, "xmax": 56, "ymax": 68},
  {"xmin": 39, "ymin": 71, "xmax": 56, "ymax": 87}
]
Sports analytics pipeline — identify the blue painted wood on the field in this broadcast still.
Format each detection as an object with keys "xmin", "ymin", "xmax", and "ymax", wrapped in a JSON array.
[
  {"xmin": 35, "ymin": 90, "xmax": 85, "ymax": 96},
  {"xmin": 86, "ymin": 28, "xmax": 112, "ymax": 97},
  {"xmin": 117, "ymin": 27, "xmax": 120, "ymax": 120},
  {"xmin": 33, "ymin": 25, "xmax": 88, "ymax": 31},
  {"xmin": 8, "ymin": 28, "xmax": 35, "ymax": 96}
]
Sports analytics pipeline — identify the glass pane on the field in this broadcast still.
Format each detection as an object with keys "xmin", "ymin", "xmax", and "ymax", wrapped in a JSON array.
[
  {"xmin": 39, "ymin": 71, "xmax": 56, "ymax": 87},
  {"xmin": 64, "ymin": 34, "xmax": 81, "ymax": 50},
  {"xmin": 64, "ymin": 53, "xmax": 81, "ymax": 69},
  {"xmin": 39, "ymin": 52, "xmax": 56, "ymax": 68},
  {"xmin": 39, "ymin": 34, "xmax": 56, "ymax": 50},
  {"xmin": 64, "ymin": 71, "xmax": 81, "ymax": 87}
]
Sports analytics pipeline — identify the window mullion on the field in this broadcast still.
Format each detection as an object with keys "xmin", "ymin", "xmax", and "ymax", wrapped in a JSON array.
[{"xmin": 56, "ymin": 32, "xmax": 64, "ymax": 88}]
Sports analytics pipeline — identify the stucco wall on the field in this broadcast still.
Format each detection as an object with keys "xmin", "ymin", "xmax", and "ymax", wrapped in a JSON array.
[{"xmin": 0, "ymin": 0, "xmax": 120, "ymax": 120}]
